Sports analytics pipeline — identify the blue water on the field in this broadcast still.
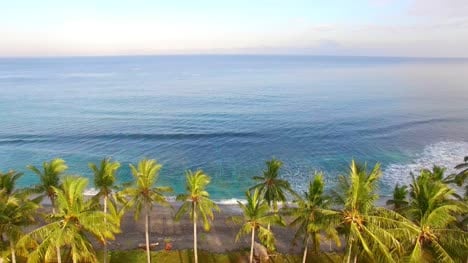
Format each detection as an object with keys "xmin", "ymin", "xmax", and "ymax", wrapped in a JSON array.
[{"xmin": 1, "ymin": 55, "xmax": 467, "ymax": 200}]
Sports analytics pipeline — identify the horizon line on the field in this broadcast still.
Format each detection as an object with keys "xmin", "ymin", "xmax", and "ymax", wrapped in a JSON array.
[{"xmin": 1, "ymin": 53, "xmax": 468, "ymax": 60}]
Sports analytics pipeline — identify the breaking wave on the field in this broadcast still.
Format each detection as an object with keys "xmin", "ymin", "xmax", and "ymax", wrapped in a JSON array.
[{"xmin": 382, "ymin": 141, "xmax": 468, "ymax": 188}]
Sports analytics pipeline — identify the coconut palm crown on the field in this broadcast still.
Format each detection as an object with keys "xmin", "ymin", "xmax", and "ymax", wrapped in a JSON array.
[
  {"xmin": 27, "ymin": 158, "xmax": 68, "ymax": 206},
  {"xmin": 333, "ymin": 160, "xmax": 404, "ymax": 263},
  {"xmin": 18, "ymin": 176, "xmax": 120, "ymax": 263},
  {"xmin": 0, "ymin": 171, "xmax": 39, "ymax": 263},
  {"xmin": 251, "ymin": 158, "xmax": 295, "ymax": 211},
  {"xmin": 402, "ymin": 170, "xmax": 468, "ymax": 262}
]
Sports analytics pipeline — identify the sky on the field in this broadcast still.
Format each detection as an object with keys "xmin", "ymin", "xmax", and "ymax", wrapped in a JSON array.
[{"xmin": 1, "ymin": 0, "xmax": 468, "ymax": 57}]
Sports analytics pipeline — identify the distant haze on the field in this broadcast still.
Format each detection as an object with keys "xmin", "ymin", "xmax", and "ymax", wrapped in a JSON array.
[{"xmin": 1, "ymin": 0, "xmax": 468, "ymax": 57}]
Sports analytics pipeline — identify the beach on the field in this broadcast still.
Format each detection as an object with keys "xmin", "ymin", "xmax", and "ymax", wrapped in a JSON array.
[{"xmin": 105, "ymin": 203, "xmax": 335, "ymax": 254}]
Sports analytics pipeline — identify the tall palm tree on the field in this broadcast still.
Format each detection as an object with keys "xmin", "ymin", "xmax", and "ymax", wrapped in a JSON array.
[
  {"xmin": 27, "ymin": 158, "xmax": 68, "ymax": 210},
  {"xmin": 250, "ymin": 158, "xmax": 295, "ymax": 234},
  {"xmin": 288, "ymin": 173, "xmax": 340, "ymax": 263},
  {"xmin": 27, "ymin": 158, "xmax": 67, "ymax": 262},
  {"xmin": 89, "ymin": 157, "xmax": 121, "ymax": 263},
  {"xmin": 18, "ymin": 176, "xmax": 120, "ymax": 263},
  {"xmin": 0, "ymin": 172, "xmax": 39, "ymax": 263},
  {"xmin": 386, "ymin": 183, "xmax": 408, "ymax": 211},
  {"xmin": 175, "ymin": 170, "xmax": 220, "ymax": 263},
  {"xmin": 123, "ymin": 159, "xmax": 172, "ymax": 263},
  {"xmin": 233, "ymin": 189, "xmax": 284, "ymax": 263},
  {"xmin": 333, "ymin": 160, "xmax": 403, "ymax": 263},
  {"xmin": 400, "ymin": 170, "xmax": 468, "ymax": 262}
]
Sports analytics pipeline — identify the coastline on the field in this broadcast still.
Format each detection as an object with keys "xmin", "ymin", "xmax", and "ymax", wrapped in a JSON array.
[{"xmin": 37, "ymin": 201, "xmax": 339, "ymax": 254}]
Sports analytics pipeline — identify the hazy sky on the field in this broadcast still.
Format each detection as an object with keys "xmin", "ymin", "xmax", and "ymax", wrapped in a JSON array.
[{"xmin": 1, "ymin": 0, "xmax": 467, "ymax": 57}]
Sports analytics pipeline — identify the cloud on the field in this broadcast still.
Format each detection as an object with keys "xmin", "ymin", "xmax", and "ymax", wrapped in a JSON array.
[{"xmin": 408, "ymin": 0, "xmax": 468, "ymax": 17}]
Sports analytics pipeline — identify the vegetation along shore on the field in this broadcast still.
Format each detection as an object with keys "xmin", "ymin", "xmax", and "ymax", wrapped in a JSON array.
[{"xmin": 0, "ymin": 156, "xmax": 467, "ymax": 263}]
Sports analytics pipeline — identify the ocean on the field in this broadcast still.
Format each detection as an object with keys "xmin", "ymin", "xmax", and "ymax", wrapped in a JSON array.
[{"xmin": 0, "ymin": 55, "xmax": 467, "ymax": 201}]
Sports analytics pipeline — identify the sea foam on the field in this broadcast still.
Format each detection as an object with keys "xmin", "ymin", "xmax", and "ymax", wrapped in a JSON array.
[{"xmin": 382, "ymin": 141, "xmax": 468, "ymax": 188}]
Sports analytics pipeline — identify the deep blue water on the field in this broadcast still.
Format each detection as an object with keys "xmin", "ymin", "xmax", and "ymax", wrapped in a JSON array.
[{"xmin": 0, "ymin": 55, "xmax": 467, "ymax": 201}]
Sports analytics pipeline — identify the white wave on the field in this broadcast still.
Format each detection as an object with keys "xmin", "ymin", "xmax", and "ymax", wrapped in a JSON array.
[
  {"xmin": 382, "ymin": 141, "xmax": 468, "ymax": 187},
  {"xmin": 215, "ymin": 198, "xmax": 246, "ymax": 205},
  {"xmin": 84, "ymin": 188, "xmax": 99, "ymax": 196}
]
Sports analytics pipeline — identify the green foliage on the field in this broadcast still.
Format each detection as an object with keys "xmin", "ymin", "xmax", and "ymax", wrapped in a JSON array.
[
  {"xmin": 17, "ymin": 176, "xmax": 120, "ymax": 263},
  {"xmin": 124, "ymin": 159, "xmax": 173, "ymax": 219},
  {"xmin": 107, "ymin": 249, "xmax": 340, "ymax": 263},
  {"xmin": 175, "ymin": 170, "xmax": 220, "ymax": 230},
  {"xmin": 402, "ymin": 168, "xmax": 468, "ymax": 262},
  {"xmin": 334, "ymin": 160, "xmax": 406, "ymax": 263},
  {"xmin": 0, "ymin": 156, "xmax": 465, "ymax": 263},
  {"xmin": 0, "ymin": 171, "xmax": 39, "ymax": 263},
  {"xmin": 89, "ymin": 157, "xmax": 121, "ymax": 199},
  {"xmin": 386, "ymin": 183, "xmax": 408, "ymax": 211},
  {"xmin": 233, "ymin": 188, "xmax": 285, "ymax": 251},
  {"xmin": 251, "ymin": 158, "xmax": 296, "ymax": 211},
  {"xmin": 27, "ymin": 158, "xmax": 68, "ymax": 205},
  {"xmin": 288, "ymin": 173, "xmax": 341, "ymax": 256}
]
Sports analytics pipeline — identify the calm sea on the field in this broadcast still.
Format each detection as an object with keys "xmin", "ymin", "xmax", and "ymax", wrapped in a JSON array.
[{"xmin": 1, "ymin": 55, "xmax": 467, "ymax": 201}]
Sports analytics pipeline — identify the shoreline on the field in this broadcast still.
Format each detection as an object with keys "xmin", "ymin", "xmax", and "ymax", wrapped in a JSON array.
[{"xmin": 37, "ymin": 201, "xmax": 341, "ymax": 254}]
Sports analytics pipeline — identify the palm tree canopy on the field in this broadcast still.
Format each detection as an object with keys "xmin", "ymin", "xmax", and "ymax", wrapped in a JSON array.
[
  {"xmin": 233, "ymin": 189, "xmax": 284, "ymax": 251},
  {"xmin": 27, "ymin": 158, "xmax": 68, "ymax": 201},
  {"xmin": 175, "ymin": 170, "xmax": 219, "ymax": 231},
  {"xmin": 124, "ymin": 159, "xmax": 173, "ymax": 220},
  {"xmin": 250, "ymin": 158, "xmax": 296, "ymax": 209},
  {"xmin": 288, "ymin": 173, "xmax": 340, "ymax": 248},
  {"xmin": 334, "ymin": 160, "xmax": 407, "ymax": 263},
  {"xmin": 89, "ymin": 157, "xmax": 121, "ymax": 198},
  {"xmin": 0, "ymin": 170, "xmax": 23, "ymax": 196},
  {"xmin": 18, "ymin": 176, "xmax": 120, "ymax": 263},
  {"xmin": 0, "ymin": 189, "xmax": 39, "ymax": 244},
  {"xmin": 404, "ymin": 169, "xmax": 468, "ymax": 262},
  {"xmin": 335, "ymin": 160, "xmax": 381, "ymax": 214},
  {"xmin": 386, "ymin": 183, "xmax": 408, "ymax": 210}
]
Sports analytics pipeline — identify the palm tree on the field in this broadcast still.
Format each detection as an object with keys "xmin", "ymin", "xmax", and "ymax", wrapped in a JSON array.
[
  {"xmin": 27, "ymin": 158, "xmax": 67, "ymax": 263},
  {"xmin": 175, "ymin": 170, "xmax": 220, "ymax": 263},
  {"xmin": 333, "ymin": 160, "xmax": 404, "ymax": 263},
  {"xmin": 250, "ymin": 158, "xmax": 295, "ymax": 234},
  {"xmin": 445, "ymin": 156, "xmax": 468, "ymax": 200},
  {"xmin": 123, "ymin": 159, "xmax": 172, "ymax": 263},
  {"xmin": 288, "ymin": 173, "xmax": 340, "ymax": 263},
  {"xmin": 386, "ymin": 183, "xmax": 408, "ymax": 211},
  {"xmin": 18, "ymin": 176, "xmax": 120, "ymax": 263},
  {"xmin": 27, "ymin": 158, "xmax": 68, "ymax": 210},
  {"xmin": 89, "ymin": 157, "xmax": 121, "ymax": 263},
  {"xmin": 0, "ymin": 170, "xmax": 23, "ymax": 196},
  {"xmin": 251, "ymin": 158, "xmax": 295, "ymax": 210},
  {"xmin": 400, "ymin": 170, "xmax": 468, "ymax": 262},
  {"xmin": 0, "ymin": 172, "xmax": 39, "ymax": 263},
  {"xmin": 233, "ymin": 189, "xmax": 284, "ymax": 263}
]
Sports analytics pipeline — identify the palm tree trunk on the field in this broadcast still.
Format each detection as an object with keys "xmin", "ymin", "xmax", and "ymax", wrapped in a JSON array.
[
  {"xmin": 313, "ymin": 232, "xmax": 320, "ymax": 254},
  {"xmin": 193, "ymin": 203, "xmax": 198, "ymax": 263},
  {"xmin": 51, "ymin": 199, "xmax": 62, "ymax": 263},
  {"xmin": 10, "ymin": 240, "xmax": 16, "ymax": 263},
  {"xmin": 145, "ymin": 205, "xmax": 151, "ymax": 263},
  {"xmin": 103, "ymin": 195, "xmax": 108, "ymax": 263},
  {"xmin": 302, "ymin": 237, "xmax": 309, "ymax": 263},
  {"xmin": 346, "ymin": 239, "xmax": 353, "ymax": 263},
  {"xmin": 250, "ymin": 228, "xmax": 255, "ymax": 263}
]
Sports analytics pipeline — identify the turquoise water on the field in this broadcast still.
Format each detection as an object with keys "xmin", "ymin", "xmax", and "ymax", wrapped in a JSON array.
[{"xmin": 0, "ymin": 55, "xmax": 467, "ymax": 200}]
